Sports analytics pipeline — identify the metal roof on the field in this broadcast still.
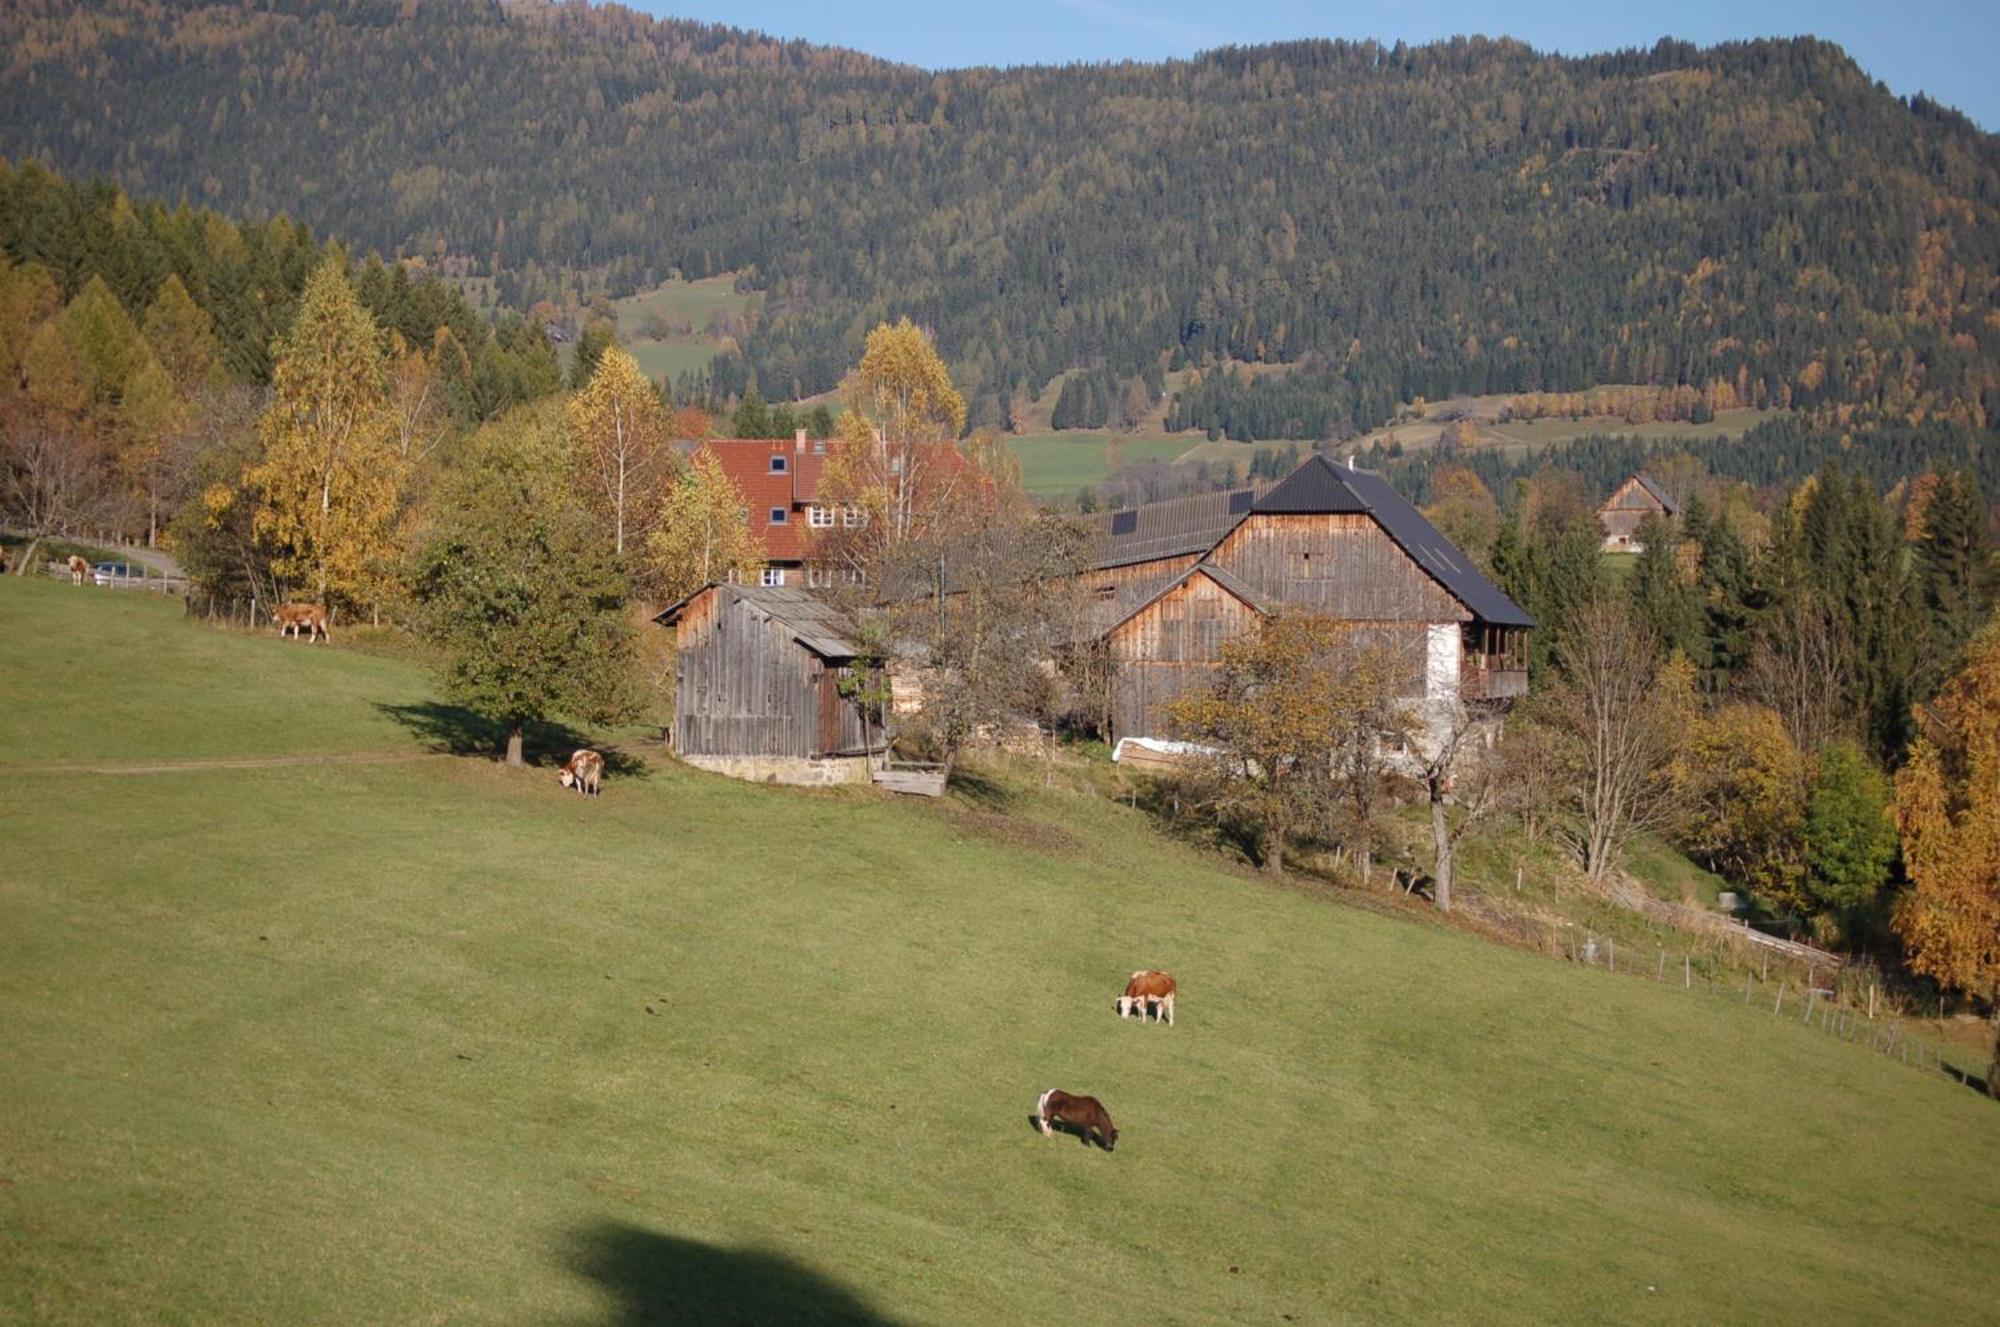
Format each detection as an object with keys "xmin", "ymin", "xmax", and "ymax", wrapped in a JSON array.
[
  {"xmin": 655, "ymin": 583, "xmax": 862, "ymax": 659},
  {"xmin": 1256, "ymin": 455, "xmax": 1536, "ymax": 629},
  {"xmin": 1631, "ymin": 473, "xmax": 1681, "ymax": 515},
  {"xmin": 1089, "ymin": 485, "xmax": 1266, "ymax": 569}
]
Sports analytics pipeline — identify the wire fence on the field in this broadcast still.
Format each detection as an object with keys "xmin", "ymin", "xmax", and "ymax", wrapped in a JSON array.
[
  {"xmin": 1542, "ymin": 917, "xmax": 1990, "ymax": 1093},
  {"xmin": 183, "ymin": 593, "xmax": 269, "ymax": 629}
]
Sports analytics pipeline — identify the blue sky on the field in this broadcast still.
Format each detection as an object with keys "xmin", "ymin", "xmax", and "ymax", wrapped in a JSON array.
[{"xmin": 630, "ymin": 0, "xmax": 1998, "ymax": 130}]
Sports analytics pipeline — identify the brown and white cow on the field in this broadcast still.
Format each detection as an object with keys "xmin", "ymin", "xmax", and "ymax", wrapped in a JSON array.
[
  {"xmin": 68, "ymin": 555, "xmax": 88, "ymax": 586},
  {"xmin": 1118, "ymin": 969, "xmax": 1177, "ymax": 1025},
  {"xmin": 558, "ymin": 748, "xmax": 605, "ymax": 797},
  {"xmin": 1035, "ymin": 1089, "xmax": 1118, "ymax": 1151},
  {"xmin": 272, "ymin": 602, "xmax": 330, "ymax": 643}
]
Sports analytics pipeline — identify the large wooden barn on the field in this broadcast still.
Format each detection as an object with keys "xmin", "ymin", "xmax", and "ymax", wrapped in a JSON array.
[
  {"xmin": 656, "ymin": 583, "xmax": 884, "ymax": 784},
  {"xmin": 1598, "ymin": 473, "xmax": 1679, "ymax": 551},
  {"xmin": 1081, "ymin": 454, "xmax": 1534, "ymax": 743}
]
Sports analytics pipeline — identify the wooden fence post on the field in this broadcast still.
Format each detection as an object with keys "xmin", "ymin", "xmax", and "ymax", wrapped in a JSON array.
[
  {"xmin": 1803, "ymin": 986, "xmax": 1816, "ymax": 1024},
  {"xmin": 1684, "ymin": 954, "xmax": 1691, "ymax": 989},
  {"xmin": 1773, "ymin": 981, "xmax": 1785, "ymax": 1016}
]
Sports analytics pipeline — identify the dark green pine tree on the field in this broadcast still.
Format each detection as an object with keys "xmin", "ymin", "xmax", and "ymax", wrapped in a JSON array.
[
  {"xmin": 1627, "ymin": 512, "xmax": 1696, "ymax": 658},
  {"xmin": 569, "ymin": 321, "xmax": 617, "ymax": 391},
  {"xmin": 731, "ymin": 387, "xmax": 771, "ymax": 439},
  {"xmin": 1917, "ymin": 469, "xmax": 1997, "ymax": 673}
]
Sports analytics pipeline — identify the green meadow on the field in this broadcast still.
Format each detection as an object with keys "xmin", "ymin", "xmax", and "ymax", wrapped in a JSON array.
[
  {"xmin": 2, "ymin": 579, "xmax": 1995, "ymax": 1323},
  {"xmin": 1007, "ymin": 433, "xmax": 1198, "ymax": 496}
]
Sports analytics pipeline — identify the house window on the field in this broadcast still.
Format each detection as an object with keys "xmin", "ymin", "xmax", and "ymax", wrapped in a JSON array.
[
  {"xmin": 842, "ymin": 504, "xmax": 863, "ymax": 527},
  {"xmin": 807, "ymin": 565, "xmax": 830, "ymax": 588},
  {"xmin": 760, "ymin": 567, "xmax": 785, "ymax": 587},
  {"xmin": 770, "ymin": 507, "xmax": 788, "ymax": 524},
  {"xmin": 770, "ymin": 455, "xmax": 788, "ymax": 474},
  {"xmin": 809, "ymin": 504, "xmax": 834, "ymax": 528}
]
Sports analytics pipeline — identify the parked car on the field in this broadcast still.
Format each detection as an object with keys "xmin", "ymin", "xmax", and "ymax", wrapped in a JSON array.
[{"xmin": 91, "ymin": 561, "xmax": 144, "ymax": 586}]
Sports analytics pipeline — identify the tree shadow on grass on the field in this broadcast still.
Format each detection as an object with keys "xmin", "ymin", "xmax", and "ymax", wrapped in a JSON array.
[
  {"xmin": 943, "ymin": 764, "xmax": 1014, "ymax": 811},
  {"xmin": 565, "ymin": 1218, "xmax": 904, "ymax": 1325},
  {"xmin": 374, "ymin": 702, "xmax": 647, "ymax": 776}
]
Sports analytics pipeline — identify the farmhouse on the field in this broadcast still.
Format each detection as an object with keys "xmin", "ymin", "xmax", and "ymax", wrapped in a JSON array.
[
  {"xmin": 692, "ymin": 433, "xmax": 846, "ymax": 588},
  {"xmin": 1080, "ymin": 454, "xmax": 1534, "ymax": 744},
  {"xmin": 656, "ymin": 582, "xmax": 885, "ymax": 784},
  {"xmin": 1598, "ymin": 472, "xmax": 1678, "ymax": 552}
]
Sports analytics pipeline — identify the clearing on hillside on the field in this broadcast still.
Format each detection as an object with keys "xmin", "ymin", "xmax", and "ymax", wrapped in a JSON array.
[{"xmin": 1, "ymin": 579, "xmax": 1994, "ymax": 1324}]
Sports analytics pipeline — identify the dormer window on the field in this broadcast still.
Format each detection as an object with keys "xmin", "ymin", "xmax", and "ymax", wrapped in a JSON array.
[
  {"xmin": 809, "ymin": 505, "xmax": 834, "ymax": 528},
  {"xmin": 770, "ymin": 507, "xmax": 788, "ymax": 524},
  {"xmin": 770, "ymin": 454, "xmax": 788, "ymax": 473}
]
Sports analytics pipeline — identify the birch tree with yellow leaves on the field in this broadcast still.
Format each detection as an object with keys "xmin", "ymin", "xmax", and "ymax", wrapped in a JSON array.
[{"xmin": 248, "ymin": 261, "xmax": 404, "ymax": 609}]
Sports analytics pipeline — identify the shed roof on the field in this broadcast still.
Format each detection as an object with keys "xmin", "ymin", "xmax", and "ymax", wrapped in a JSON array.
[
  {"xmin": 655, "ymin": 583, "xmax": 862, "ymax": 660},
  {"xmin": 1253, "ymin": 455, "xmax": 1536, "ymax": 629},
  {"xmin": 1100, "ymin": 560, "xmax": 1269, "ymax": 638}
]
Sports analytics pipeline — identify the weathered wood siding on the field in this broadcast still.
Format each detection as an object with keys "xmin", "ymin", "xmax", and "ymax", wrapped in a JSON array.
[
  {"xmin": 1107, "ymin": 572, "xmax": 1262, "ymax": 739},
  {"xmin": 1209, "ymin": 514, "xmax": 1468, "ymax": 622},
  {"xmin": 673, "ymin": 588, "xmax": 873, "ymax": 758},
  {"xmin": 1086, "ymin": 553, "xmax": 1202, "ymax": 619},
  {"xmin": 1599, "ymin": 477, "xmax": 1667, "ymax": 543}
]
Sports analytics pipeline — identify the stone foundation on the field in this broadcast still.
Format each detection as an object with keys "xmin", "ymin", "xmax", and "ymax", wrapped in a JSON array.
[{"xmin": 681, "ymin": 752, "xmax": 874, "ymax": 787}]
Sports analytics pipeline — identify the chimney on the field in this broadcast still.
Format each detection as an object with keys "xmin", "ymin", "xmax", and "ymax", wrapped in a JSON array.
[{"xmin": 796, "ymin": 427, "xmax": 807, "ymax": 453}]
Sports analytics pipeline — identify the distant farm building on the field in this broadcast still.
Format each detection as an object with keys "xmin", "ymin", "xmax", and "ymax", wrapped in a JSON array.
[
  {"xmin": 1598, "ymin": 473, "xmax": 1678, "ymax": 552},
  {"xmin": 1077, "ymin": 454, "xmax": 1534, "ymax": 744},
  {"xmin": 656, "ymin": 583, "xmax": 885, "ymax": 785}
]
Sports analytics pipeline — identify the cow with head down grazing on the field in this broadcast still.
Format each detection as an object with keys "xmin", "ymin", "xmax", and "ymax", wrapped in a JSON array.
[
  {"xmin": 558, "ymin": 749, "xmax": 604, "ymax": 797},
  {"xmin": 1035, "ymin": 1089, "xmax": 1117, "ymax": 1151},
  {"xmin": 1118, "ymin": 969, "xmax": 1176, "ymax": 1025}
]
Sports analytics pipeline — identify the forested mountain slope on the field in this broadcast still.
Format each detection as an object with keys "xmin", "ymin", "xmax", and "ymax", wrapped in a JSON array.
[{"xmin": 5, "ymin": 0, "xmax": 1998, "ymax": 434}]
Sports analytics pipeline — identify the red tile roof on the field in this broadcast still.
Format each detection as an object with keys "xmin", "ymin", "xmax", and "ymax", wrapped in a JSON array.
[{"xmin": 695, "ymin": 437, "xmax": 832, "ymax": 563}]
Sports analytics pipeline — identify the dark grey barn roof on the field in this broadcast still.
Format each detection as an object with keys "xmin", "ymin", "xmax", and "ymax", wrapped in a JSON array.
[
  {"xmin": 1090, "ymin": 485, "xmax": 1265, "ymax": 568},
  {"xmin": 1631, "ymin": 473, "xmax": 1680, "ymax": 515},
  {"xmin": 655, "ymin": 583, "xmax": 861, "ymax": 659},
  {"xmin": 1251, "ymin": 456, "xmax": 1534, "ymax": 628}
]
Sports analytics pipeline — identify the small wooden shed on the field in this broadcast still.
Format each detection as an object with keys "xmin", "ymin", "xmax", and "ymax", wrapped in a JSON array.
[{"xmin": 657, "ymin": 583, "xmax": 882, "ymax": 769}]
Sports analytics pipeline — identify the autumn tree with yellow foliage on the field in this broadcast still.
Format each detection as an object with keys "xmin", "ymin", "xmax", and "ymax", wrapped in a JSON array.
[
  {"xmin": 248, "ymin": 261, "xmax": 405, "ymax": 609},
  {"xmin": 643, "ymin": 445, "xmax": 762, "ymax": 607},
  {"xmin": 568, "ymin": 344, "xmax": 669, "ymax": 556},
  {"xmin": 1894, "ymin": 623, "xmax": 2000, "ymax": 1069}
]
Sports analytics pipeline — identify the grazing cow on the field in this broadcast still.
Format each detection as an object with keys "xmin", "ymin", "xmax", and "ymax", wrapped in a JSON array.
[
  {"xmin": 68, "ymin": 555, "xmax": 88, "ymax": 586},
  {"xmin": 1118, "ymin": 969, "xmax": 1177, "ymax": 1025},
  {"xmin": 272, "ymin": 603, "xmax": 330, "ymax": 643},
  {"xmin": 558, "ymin": 748, "xmax": 605, "ymax": 797},
  {"xmin": 1035, "ymin": 1089, "xmax": 1117, "ymax": 1151}
]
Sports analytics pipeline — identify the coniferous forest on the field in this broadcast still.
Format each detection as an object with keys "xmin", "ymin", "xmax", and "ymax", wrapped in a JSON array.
[{"xmin": 2, "ymin": 0, "xmax": 1997, "ymax": 436}]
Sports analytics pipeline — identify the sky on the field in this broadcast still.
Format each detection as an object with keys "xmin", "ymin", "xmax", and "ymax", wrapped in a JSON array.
[{"xmin": 630, "ymin": 0, "xmax": 1999, "ymax": 131}]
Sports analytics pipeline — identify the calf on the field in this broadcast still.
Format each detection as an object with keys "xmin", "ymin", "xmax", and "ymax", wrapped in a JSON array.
[
  {"xmin": 1118, "ymin": 969, "xmax": 1177, "ymax": 1025},
  {"xmin": 1035, "ymin": 1089, "xmax": 1117, "ymax": 1151},
  {"xmin": 272, "ymin": 603, "xmax": 330, "ymax": 643},
  {"xmin": 68, "ymin": 555, "xmax": 88, "ymax": 586},
  {"xmin": 558, "ymin": 748, "xmax": 605, "ymax": 797}
]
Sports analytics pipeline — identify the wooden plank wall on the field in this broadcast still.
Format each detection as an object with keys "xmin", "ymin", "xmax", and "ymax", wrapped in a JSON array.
[
  {"xmin": 673, "ymin": 590, "xmax": 819, "ymax": 758},
  {"xmin": 1209, "ymin": 513, "xmax": 1467, "ymax": 622},
  {"xmin": 1108, "ymin": 573, "xmax": 1262, "ymax": 739},
  {"xmin": 673, "ymin": 588, "xmax": 877, "ymax": 758}
]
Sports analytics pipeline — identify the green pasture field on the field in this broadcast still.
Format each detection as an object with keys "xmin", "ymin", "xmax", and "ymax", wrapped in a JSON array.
[
  {"xmin": 2, "ymin": 578, "xmax": 1996, "ymax": 1323},
  {"xmin": 608, "ymin": 275, "xmax": 756, "ymax": 389},
  {"xmin": 1008, "ymin": 433, "xmax": 1197, "ymax": 495}
]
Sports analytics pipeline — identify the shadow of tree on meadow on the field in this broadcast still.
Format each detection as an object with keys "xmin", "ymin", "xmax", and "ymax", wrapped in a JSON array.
[
  {"xmin": 374, "ymin": 702, "xmax": 647, "ymax": 776},
  {"xmin": 565, "ymin": 1219, "xmax": 905, "ymax": 1326}
]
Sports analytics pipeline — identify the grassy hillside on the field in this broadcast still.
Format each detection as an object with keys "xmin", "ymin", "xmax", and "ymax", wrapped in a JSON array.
[
  {"xmin": 2, "ymin": 578, "xmax": 1995, "ymax": 1323},
  {"xmin": 611, "ymin": 275, "xmax": 756, "ymax": 387}
]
